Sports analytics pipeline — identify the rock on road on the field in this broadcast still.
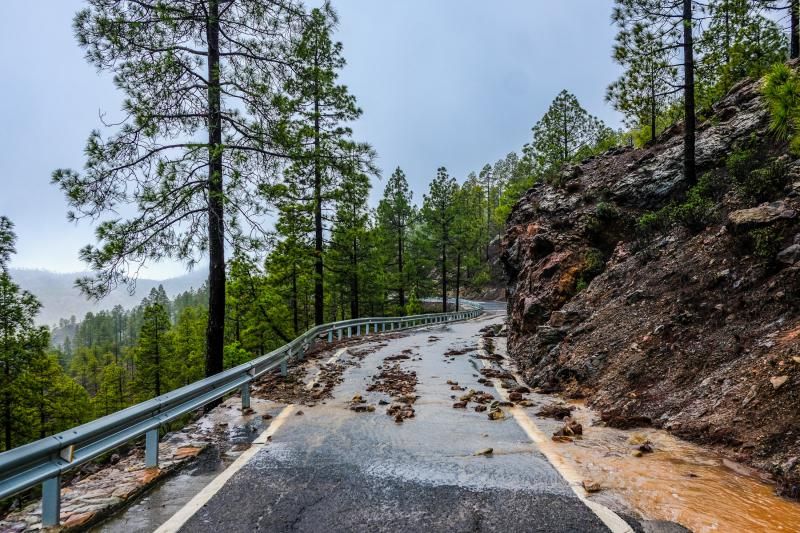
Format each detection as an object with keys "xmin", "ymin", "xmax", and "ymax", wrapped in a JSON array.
[{"xmin": 171, "ymin": 306, "xmax": 614, "ymax": 533}]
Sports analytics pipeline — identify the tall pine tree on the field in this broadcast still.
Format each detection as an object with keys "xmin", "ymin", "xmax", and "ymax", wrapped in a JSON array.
[
  {"xmin": 421, "ymin": 168, "xmax": 458, "ymax": 313},
  {"xmin": 273, "ymin": 4, "xmax": 375, "ymax": 326},
  {"xmin": 54, "ymin": 0, "xmax": 302, "ymax": 380},
  {"xmin": 377, "ymin": 168, "xmax": 414, "ymax": 313}
]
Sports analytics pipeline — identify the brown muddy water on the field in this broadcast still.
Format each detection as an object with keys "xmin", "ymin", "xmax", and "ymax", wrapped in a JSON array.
[{"xmin": 537, "ymin": 400, "xmax": 800, "ymax": 532}]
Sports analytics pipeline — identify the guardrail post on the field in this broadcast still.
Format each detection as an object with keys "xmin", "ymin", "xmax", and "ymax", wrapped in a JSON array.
[
  {"xmin": 347, "ymin": 326, "xmax": 352, "ymax": 338},
  {"xmin": 241, "ymin": 382, "xmax": 251, "ymax": 409},
  {"xmin": 337, "ymin": 327, "xmax": 342, "ymax": 340},
  {"xmin": 42, "ymin": 475, "xmax": 60, "ymax": 527},
  {"xmin": 280, "ymin": 359, "xmax": 288, "ymax": 377},
  {"xmin": 145, "ymin": 428, "xmax": 159, "ymax": 468},
  {"xmin": 381, "ymin": 322, "xmax": 385, "ymax": 332},
  {"xmin": 327, "ymin": 329, "xmax": 333, "ymax": 342}
]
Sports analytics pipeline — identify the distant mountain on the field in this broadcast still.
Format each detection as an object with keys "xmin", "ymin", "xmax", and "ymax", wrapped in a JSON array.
[{"xmin": 10, "ymin": 268, "xmax": 208, "ymax": 327}]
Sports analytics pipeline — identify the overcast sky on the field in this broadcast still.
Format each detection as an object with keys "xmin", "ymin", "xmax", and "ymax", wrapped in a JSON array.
[{"xmin": 0, "ymin": 0, "xmax": 621, "ymax": 279}]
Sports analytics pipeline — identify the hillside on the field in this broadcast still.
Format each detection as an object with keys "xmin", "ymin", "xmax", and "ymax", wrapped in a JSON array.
[
  {"xmin": 501, "ymin": 74, "xmax": 800, "ymax": 498},
  {"xmin": 11, "ymin": 268, "xmax": 208, "ymax": 326}
]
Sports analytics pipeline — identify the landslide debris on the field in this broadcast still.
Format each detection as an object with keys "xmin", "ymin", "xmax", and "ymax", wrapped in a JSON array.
[
  {"xmin": 367, "ymin": 355, "xmax": 419, "ymax": 422},
  {"xmin": 501, "ymin": 72, "xmax": 800, "ymax": 497}
]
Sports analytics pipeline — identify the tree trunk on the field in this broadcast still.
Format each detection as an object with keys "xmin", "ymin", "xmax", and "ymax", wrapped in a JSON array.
[
  {"xmin": 793, "ymin": 0, "xmax": 800, "ymax": 59},
  {"xmin": 351, "ymin": 238, "xmax": 359, "ymax": 319},
  {"xmin": 3, "ymin": 380, "xmax": 10, "ymax": 451},
  {"xmin": 441, "ymin": 241, "xmax": 448, "ymax": 313},
  {"xmin": 155, "ymin": 316, "xmax": 161, "ymax": 397},
  {"xmin": 313, "ymin": 67, "xmax": 324, "ymax": 326},
  {"xmin": 650, "ymin": 82, "xmax": 657, "ymax": 142},
  {"xmin": 291, "ymin": 263, "xmax": 299, "ymax": 335},
  {"xmin": 455, "ymin": 252, "xmax": 461, "ymax": 312},
  {"xmin": 486, "ymin": 176, "xmax": 491, "ymax": 262},
  {"xmin": 397, "ymin": 232, "xmax": 405, "ymax": 314},
  {"xmin": 205, "ymin": 0, "xmax": 225, "ymax": 379},
  {"xmin": 682, "ymin": 0, "xmax": 697, "ymax": 185}
]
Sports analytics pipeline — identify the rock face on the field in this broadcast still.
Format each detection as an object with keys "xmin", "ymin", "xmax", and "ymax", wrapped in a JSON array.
[{"xmin": 501, "ymin": 75, "xmax": 800, "ymax": 497}]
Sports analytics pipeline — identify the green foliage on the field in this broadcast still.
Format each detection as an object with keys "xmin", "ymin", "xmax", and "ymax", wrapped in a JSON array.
[
  {"xmin": 272, "ymin": 4, "xmax": 377, "ymax": 325},
  {"xmin": 764, "ymin": 63, "xmax": 800, "ymax": 151},
  {"xmin": 607, "ymin": 23, "xmax": 678, "ymax": 141},
  {"xmin": 376, "ymin": 168, "xmax": 414, "ymax": 314},
  {"xmin": 576, "ymin": 249, "xmax": 606, "ymax": 291},
  {"xmin": 696, "ymin": 0, "xmax": 787, "ymax": 108},
  {"xmin": 0, "ymin": 219, "xmax": 90, "ymax": 451},
  {"xmin": 741, "ymin": 159, "xmax": 789, "ymax": 203},
  {"xmin": 637, "ymin": 172, "xmax": 722, "ymax": 238},
  {"xmin": 595, "ymin": 202, "xmax": 620, "ymax": 222},
  {"xmin": 223, "ymin": 343, "xmax": 252, "ymax": 370},
  {"xmin": 727, "ymin": 148, "xmax": 789, "ymax": 203},
  {"xmin": 134, "ymin": 299, "xmax": 172, "ymax": 399},
  {"xmin": 421, "ymin": 168, "xmax": 459, "ymax": 311},
  {"xmin": 748, "ymin": 227, "xmax": 784, "ymax": 261},
  {"xmin": 525, "ymin": 90, "xmax": 612, "ymax": 180},
  {"xmin": 494, "ymin": 152, "xmax": 537, "ymax": 224}
]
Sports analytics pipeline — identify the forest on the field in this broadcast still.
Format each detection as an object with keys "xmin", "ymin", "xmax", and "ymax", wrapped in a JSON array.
[{"xmin": 2, "ymin": 0, "xmax": 799, "ymax": 453}]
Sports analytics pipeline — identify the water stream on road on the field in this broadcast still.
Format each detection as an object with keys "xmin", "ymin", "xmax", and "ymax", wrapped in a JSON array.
[
  {"xmin": 536, "ymin": 401, "xmax": 800, "ymax": 532},
  {"xmin": 494, "ymin": 326, "xmax": 800, "ymax": 532}
]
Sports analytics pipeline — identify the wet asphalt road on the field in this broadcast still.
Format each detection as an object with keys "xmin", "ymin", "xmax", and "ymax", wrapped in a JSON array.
[{"xmin": 178, "ymin": 309, "xmax": 610, "ymax": 533}]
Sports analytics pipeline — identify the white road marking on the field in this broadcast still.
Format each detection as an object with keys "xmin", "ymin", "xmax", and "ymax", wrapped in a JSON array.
[
  {"xmin": 479, "ymin": 338, "xmax": 634, "ymax": 533},
  {"xmin": 305, "ymin": 347, "xmax": 349, "ymax": 391},
  {"xmin": 157, "ymin": 347, "xmax": 350, "ymax": 533}
]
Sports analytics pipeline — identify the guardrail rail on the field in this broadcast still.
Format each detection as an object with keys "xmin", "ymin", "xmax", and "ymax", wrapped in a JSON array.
[{"xmin": 0, "ymin": 301, "xmax": 483, "ymax": 526}]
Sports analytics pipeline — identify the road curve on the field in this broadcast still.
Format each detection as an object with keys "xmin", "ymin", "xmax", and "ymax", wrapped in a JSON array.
[{"xmin": 167, "ymin": 308, "xmax": 612, "ymax": 532}]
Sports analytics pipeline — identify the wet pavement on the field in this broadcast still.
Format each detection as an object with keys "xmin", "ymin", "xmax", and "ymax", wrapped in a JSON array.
[{"xmin": 176, "ymin": 310, "xmax": 610, "ymax": 532}]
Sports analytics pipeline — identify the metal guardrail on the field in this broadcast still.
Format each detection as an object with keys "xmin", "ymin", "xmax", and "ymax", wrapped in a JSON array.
[{"xmin": 0, "ymin": 301, "xmax": 483, "ymax": 526}]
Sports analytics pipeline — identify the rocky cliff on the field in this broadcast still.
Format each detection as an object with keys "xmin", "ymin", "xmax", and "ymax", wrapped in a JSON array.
[{"xmin": 501, "ymin": 75, "xmax": 800, "ymax": 498}]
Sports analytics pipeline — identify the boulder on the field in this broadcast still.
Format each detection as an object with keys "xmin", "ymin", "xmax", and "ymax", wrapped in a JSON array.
[
  {"xmin": 777, "ymin": 244, "xmax": 800, "ymax": 265},
  {"xmin": 727, "ymin": 201, "xmax": 796, "ymax": 233}
]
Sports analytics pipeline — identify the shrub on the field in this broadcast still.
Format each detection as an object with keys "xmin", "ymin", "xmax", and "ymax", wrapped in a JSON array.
[
  {"xmin": 636, "ymin": 210, "xmax": 670, "ymax": 238},
  {"xmin": 763, "ymin": 63, "xmax": 800, "ymax": 144},
  {"xmin": 726, "ymin": 146, "xmax": 789, "ymax": 203},
  {"xmin": 739, "ymin": 159, "xmax": 788, "ymax": 203},
  {"xmin": 669, "ymin": 192, "xmax": 718, "ymax": 232},
  {"xmin": 726, "ymin": 148, "xmax": 759, "ymax": 184},
  {"xmin": 636, "ymin": 174, "xmax": 721, "ymax": 237},
  {"xmin": 575, "ymin": 248, "xmax": 606, "ymax": 292},
  {"xmin": 749, "ymin": 227, "xmax": 783, "ymax": 261},
  {"xmin": 595, "ymin": 201, "xmax": 620, "ymax": 221}
]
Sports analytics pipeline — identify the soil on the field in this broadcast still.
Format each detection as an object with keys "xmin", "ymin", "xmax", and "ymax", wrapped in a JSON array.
[{"xmin": 501, "ymin": 72, "xmax": 800, "ymax": 497}]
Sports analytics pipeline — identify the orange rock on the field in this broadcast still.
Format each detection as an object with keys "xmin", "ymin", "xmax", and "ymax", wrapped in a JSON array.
[
  {"xmin": 137, "ymin": 467, "xmax": 162, "ymax": 484},
  {"xmin": 173, "ymin": 446, "xmax": 202, "ymax": 459},
  {"xmin": 63, "ymin": 511, "xmax": 96, "ymax": 528}
]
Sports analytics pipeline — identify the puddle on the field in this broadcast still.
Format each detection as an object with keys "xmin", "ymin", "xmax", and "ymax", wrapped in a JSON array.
[{"xmin": 530, "ymin": 399, "xmax": 800, "ymax": 532}]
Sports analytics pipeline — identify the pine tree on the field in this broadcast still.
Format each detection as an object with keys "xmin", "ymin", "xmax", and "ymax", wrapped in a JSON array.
[
  {"xmin": 173, "ymin": 306, "xmax": 207, "ymax": 387},
  {"xmin": 273, "ymin": 4, "xmax": 375, "ymax": 326},
  {"xmin": 613, "ymin": 0, "xmax": 700, "ymax": 184},
  {"xmin": 135, "ymin": 301, "xmax": 172, "ymax": 399},
  {"xmin": 698, "ymin": 0, "xmax": 786, "ymax": 101},
  {"xmin": 608, "ymin": 26, "xmax": 679, "ymax": 143},
  {"xmin": 478, "ymin": 164, "xmax": 495, "ymax": 261},
  {"xmin": 327, "ymin": 166, "xmax": 372, "ymax": 319},
  {"xmin": 0, "ymin": 218, "xmax": 52, "ymax": 450},
  {"xmin": 262, "ymin": 172, "xmax": 314, "ymax": 335},
  {"xmin": 53, "ymin": 0, "xmax": 303, "ymax": 381},
  {"xmin": 451, "ymin": 178, "xmax": 486, "ymax": 310},
  {"xmin": 421, "ymin": 168, "xmax": 458, "ymax": 313},
  {"xmin": 525, "ymin": 90, "xmax": 610, "ymax": 179},
  {"xmin": 376, "ymin": 168, "xmax": 414, "ymax": 313},
  {"xmin": 755, "ymin": 0, "xmax": 799, "ymax": 57}
]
